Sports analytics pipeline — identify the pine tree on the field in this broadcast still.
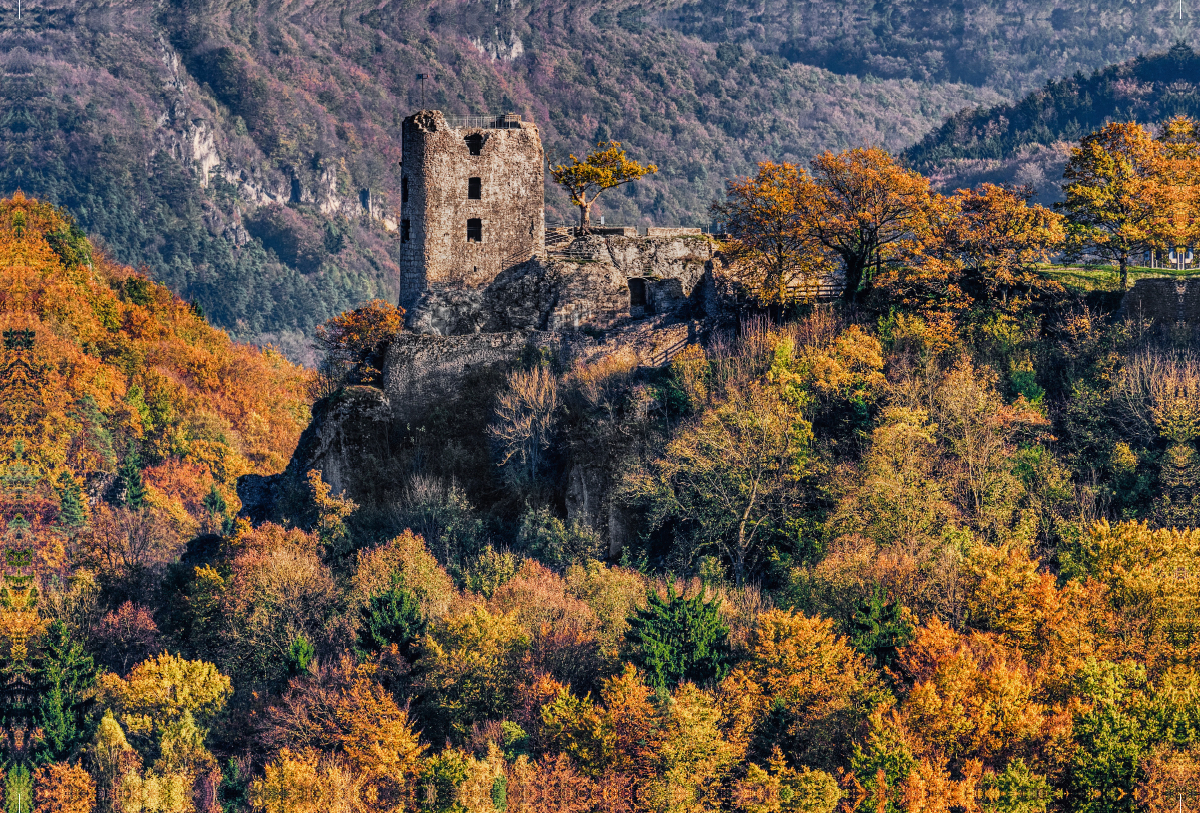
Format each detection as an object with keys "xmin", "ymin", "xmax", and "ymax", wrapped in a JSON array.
[
  {"xmin": 624, "ymin": 584, "xmax": 731, "ymax": 691},
  {"xmin": 285, "ymin": 634, "xmax": 315, "ymax": 678},
  {"xmin": 357, "ymin": 583, "xmax": 426, "ymax": 659},
  {"xmin": 203, "ymin": 485, "xmax": 233, "ymax": 535},
  {"xmin": 117, "ymin": 450, "xmax": 146, "ymax": 511},
  {"xmin": 33, "ymin": 619, "xmax": 98, "ymax": 763},
  {"xmin": 56, "ymin": 472, "xmax": 86, "ymax": 529},
  {"xmin": 849, "ymin": 589, "xmax": 915, "ymax": 670}
]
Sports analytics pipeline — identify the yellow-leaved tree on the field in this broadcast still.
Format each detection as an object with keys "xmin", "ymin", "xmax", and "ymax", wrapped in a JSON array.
[
  {"xmin": 1058, "ymin": 121, "xmax": 1170, "ymax": 290},
  {"xmin": 97, "ymin": 653, "xmax": 232, "ymax": 740},
  {"xmin": 1158, "ymin": 115, "xmax": 1200, "ymax": 258},
  {"xmin": 549, "ymin": 141, "xmax": 657, "ymax": 233}
]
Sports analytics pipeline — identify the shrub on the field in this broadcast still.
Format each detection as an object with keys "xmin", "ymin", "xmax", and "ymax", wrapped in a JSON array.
[{"xmin": 312, "ymin": 299, "xmax": 405, "ymax": 397}]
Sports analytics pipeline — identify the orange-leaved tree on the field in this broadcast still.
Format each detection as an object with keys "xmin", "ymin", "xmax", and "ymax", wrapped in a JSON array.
[
  {"xmin": 34, "ymin": 762, "xmax": 96, "ymax": 813},
  {"xmin": 1158, "ymin": 115, "xmax": 1200, "ymax": 257},
  {"xmin": 550, "ymin": 142, "xmax": 657, "ymax": 233},
  {"xmin": 1058, "ymin": 121, "xmax": 1170, "ymax": 290},
  {"xmin": 0, "ymin": 192, "xmax": 310, "ymax": 541},
  {"xmin": 711, "ymin": 161, "xmax": 835, "ymax": 306},
  {"xmin": 799, "ymin": 148, "xmax": 943, "ymax": 303},
  {"xmin": 313, "ymin": 299, "xmax": 405, "ymax": 398},
  {"xmin": 878, "ymin": 184, "xmax": 1065, "ymax": 339}
]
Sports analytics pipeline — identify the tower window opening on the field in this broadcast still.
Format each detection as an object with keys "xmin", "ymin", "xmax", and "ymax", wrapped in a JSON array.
[
  {"xmin": 468, "ymin": 177, "xmax": 482, "ymax": 199},
  {"xmin": 467, "ymin": 218, "xmax": 482, "ymax": 242},
  {"xmin": 465, "ymin": 134, "xmax": 484, "ymax": 155},
  {"xmin": 402, "ymin": 219, "xmax": 410, "ymax": 243},
  {"xmin": 402, "ymin": 177, "xmax": 408, "ymax": 203}
]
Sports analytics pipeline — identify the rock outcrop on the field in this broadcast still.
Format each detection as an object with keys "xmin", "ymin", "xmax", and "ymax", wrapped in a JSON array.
[
  {"xmin": 238, "ymin": 385, "xmax": 393, "ymax": 517},
  {"xmin": 406, "ymin": 234, "xmax": 717, "ymax": 336}
]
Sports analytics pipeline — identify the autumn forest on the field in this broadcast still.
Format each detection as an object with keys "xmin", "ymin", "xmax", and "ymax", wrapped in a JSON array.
[{"xmin": 5, "ymin": 36, "xmax": 1200, "ymax": 813}]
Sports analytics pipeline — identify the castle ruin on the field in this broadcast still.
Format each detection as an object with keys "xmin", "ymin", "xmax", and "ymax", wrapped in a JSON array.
[
  {"xmin": 398, "ymin": 110, "xmax": 714, "ymax": 336},
  {"xmin": 399, "ymin": 111, "xmax": 545, "ymax": 314},
  {"xmin": 245, "ymin": 112, "xmax": 735, "ymax": 553}
]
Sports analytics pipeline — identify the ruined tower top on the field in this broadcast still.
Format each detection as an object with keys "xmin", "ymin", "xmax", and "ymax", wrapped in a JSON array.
[{"xmin": 398, "ymin": 110, "xmax": 545, "ymax": 316}]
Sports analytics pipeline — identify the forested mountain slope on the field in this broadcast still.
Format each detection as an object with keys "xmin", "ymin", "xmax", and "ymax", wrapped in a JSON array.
[
  {"xmin": 906, "ymin": 44, "xmax": 1200, "ymax": 202},
  {"xmin": 0, "ymin": 0, "xmax": 1007, "ymax": 351},
  {"xmin": 662, "ymin": 0, "xmax": 1195, "ymax": 94},
  {"xmin": 3, "ymin": 0, "xmax": 1187, "ymax": 350}
]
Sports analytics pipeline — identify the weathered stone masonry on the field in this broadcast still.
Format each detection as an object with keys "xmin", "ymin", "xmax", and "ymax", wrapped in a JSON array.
[{"xmin": 399, "ymin": 110, "xmax": 545, "ymax": 314}]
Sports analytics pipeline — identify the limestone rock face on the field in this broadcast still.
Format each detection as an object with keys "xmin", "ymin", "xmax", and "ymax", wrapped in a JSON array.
[
  {"xmin": 300, "ymin": 386, "xmax": 393, "ymax": 501},
  {"xmin": 383, "ymin": 330, "xmax": 593, "ymax": 424},
  {"xmin": 566, "ymin": 462, "xmax": 632, "ymax": 558},
  {"xmin": 237, "ymin": 385, "xmax": 392, "ymax": 522}
]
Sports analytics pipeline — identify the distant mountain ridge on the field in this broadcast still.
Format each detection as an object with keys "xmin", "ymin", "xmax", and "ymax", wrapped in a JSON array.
[
  {"xmin": 660, "ymin": 0, "xmax": 1197, "ymax": 94},
  {"xmin": 906, "ymin": 44, "xmax": 1200, "ymax": 202}
]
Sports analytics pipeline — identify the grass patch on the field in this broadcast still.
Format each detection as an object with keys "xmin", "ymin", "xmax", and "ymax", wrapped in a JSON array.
[{"xmin": 1041, "ymin": 264, "xmax": 1200, "ymax": 293}]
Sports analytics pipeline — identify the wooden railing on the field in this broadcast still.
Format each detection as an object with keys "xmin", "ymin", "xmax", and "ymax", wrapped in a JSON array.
[
  {"xmin": 501, "ymin": 248, "xmax": 532, "ymax": 269},
  {"xmin": 442, "ymin": 114, "xmax": 523, "ymax": 129},
  {"xmin": 785, "ymin": 280, "xmax": 845, "ymax": 301},
  {"xmin": 545, "ymin": 228, "xmax": 573, "ymax": 249}
]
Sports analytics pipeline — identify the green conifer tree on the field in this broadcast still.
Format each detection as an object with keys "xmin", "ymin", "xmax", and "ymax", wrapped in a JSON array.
[
  {"xmin": 33, "ymin": 619, "xmax": 98, "ymax": 763},
  {"xmin": 624, "ymin": 584, "xmax": 731, "ymax": 691},
  {"xmin": 203, "ymin": 485, "xmax": 234, "ymax": 535},
  {"xmin": 849, "ymin": 589, "xmax": 915, "ymax": 670},
  {"xmin": 284, "ymin": 634, "xmax": 316, "ymax": 679},
  {"xmin": 118, "ymin": 450, "xmax": 146, "ymax": 510},
  {"xmin": 357, "ymin": 583, "xmax": 426, "ymax": 659},
  {"xmin": 56, "ymin": 472, "xmax": 86, "ymax": 529}
]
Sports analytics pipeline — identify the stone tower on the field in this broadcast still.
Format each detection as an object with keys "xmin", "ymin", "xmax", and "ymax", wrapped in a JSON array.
[{"xmin": 399, "ymin": 110, "xmax": 545, "ymax": 315}]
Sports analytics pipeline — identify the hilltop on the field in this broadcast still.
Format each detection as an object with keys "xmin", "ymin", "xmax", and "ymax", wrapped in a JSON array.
[{"xmin": 906, "ymin": 43, "xmax": 1200, "ymax": 201}]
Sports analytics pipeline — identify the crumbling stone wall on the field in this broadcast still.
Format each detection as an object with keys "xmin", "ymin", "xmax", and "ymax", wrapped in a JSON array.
[
  {"xmin": 1121, "ymin": 277, "xmax": 1200, "ymax": 326},
  {"xmin": 399, "ymin": 110, "xmax": 545, "ymax": 313},
  {"xmin": 646, "ymin": 227, "xmax": 703, "ymax": 238},
  {"xmin": 406, "ymin": 234, "xmax": 716, "ymax": 335}
]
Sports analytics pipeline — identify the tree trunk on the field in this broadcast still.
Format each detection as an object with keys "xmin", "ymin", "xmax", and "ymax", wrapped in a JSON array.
[
  {"xmin": 1119, "ymin": 256, "xmax": 1128, "ymax": 291},
  {"xmin": 842, "ymin": 256, "xmax": 866, "ymax": 303},
  {"xmin": 578, "ymin": 201, "xmax": 592, "ymax": 235}
]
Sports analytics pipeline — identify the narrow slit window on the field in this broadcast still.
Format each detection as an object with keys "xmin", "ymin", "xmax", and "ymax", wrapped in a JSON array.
[
  {"xmin": 466, "ymin": 218, "xmax": 482, "ymax": 242},
  {"xmin": 402, "ymin": 177, "xmax": 408, "ymax": 203},
  {"xmin": 465, "ymin": 134, "xmax": 484, "ymax": 155},
  {"xmin": 468, "ymin": 177, "xmax": 482, "ymax": 199},
  {"xmin": 402, "ymin": 219, "xmax": 410, "ymax": 243}
]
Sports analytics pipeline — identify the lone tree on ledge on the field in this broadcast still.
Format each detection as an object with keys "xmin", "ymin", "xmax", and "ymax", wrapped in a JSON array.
[{"xmin": 550, "ymin": 141, "xmax": 657, "ymax": 233}]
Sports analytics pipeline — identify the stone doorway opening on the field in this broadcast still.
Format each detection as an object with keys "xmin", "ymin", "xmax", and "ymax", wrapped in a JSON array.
[{"xmin": 629, "ymin": 278, "xmax": 648, "ymax": 316}]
